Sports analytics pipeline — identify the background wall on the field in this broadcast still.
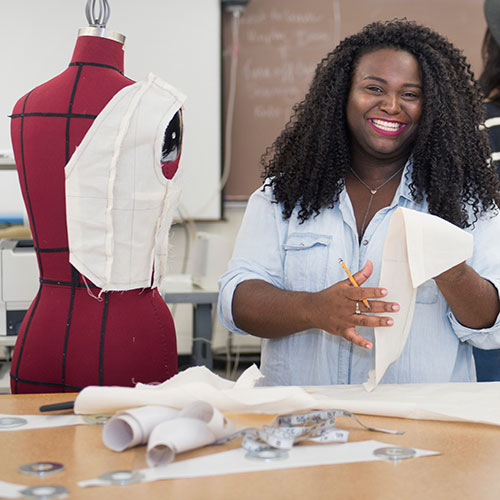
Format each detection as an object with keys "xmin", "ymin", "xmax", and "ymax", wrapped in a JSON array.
[{"xmin": 222, "ymin": 0, "xmax": 487, "ymax": 199}]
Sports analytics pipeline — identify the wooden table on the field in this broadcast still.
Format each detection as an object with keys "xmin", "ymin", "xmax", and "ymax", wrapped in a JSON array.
[{"xmin": 0, "ymin": 392, "xmax": 499, "ymax": 499}]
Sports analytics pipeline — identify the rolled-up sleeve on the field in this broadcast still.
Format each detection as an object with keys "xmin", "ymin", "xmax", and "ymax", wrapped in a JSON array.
[
  {"xmin": 218, "ymin": 187, "xmax": 286, "ymax": 334},
  {"xmin": 449, "ymin": 209, "xmax": 500, "ymax": 349}
]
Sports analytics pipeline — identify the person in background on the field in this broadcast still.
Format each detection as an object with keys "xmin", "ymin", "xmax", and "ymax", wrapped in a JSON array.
[
  {"xmin": 472, "ymin": 0, "xmax": 500, "ymax": 382},
  {"xmin": 218, "ymin": 19, "xmax": 500, "ymax": 387}
]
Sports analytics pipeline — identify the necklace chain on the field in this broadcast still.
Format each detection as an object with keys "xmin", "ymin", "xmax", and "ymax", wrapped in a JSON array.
[{"xmin": 350, "ymin": 166, "xmax": 404, "ymax": 237}]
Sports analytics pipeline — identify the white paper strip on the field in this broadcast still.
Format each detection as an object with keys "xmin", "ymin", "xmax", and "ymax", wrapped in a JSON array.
[
  {"xmin": 79, "ymin": 440, "xmax": 439, "ymax": 487},
  {"xmin": 0, "ymin": 413, "xmax": 86, "ymax": 432},
  {"xmin": 365, "ymin": 207, "xmax": 473, "ymax": 391},
  {"xmin": 0, "ymin": 480, "xmax": 29, "ymax": 499}
]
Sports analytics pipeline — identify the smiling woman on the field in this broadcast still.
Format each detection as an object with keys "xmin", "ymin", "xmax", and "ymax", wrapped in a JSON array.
[
  {"xmin": 346, "ymin": 48, "xmax": 423, "ymax": 237},
  {"xmin": 218, "ymin": 19, "xmax": 500, "ymax": 388}
]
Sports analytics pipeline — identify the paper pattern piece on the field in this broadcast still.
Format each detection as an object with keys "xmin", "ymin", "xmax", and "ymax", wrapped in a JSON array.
[
  {"xmin": 74, "ymin": 365, "xmax": 500, "ymax": 427},
  {"xmin": 0, "ymin": 413, "xmax": 87, "ymax": 432},
  {"xmin": 78, "ymin": 440, "xmax": 439, "ymax": 487},
  {"xmin": 364, "ymin": 207, "xmax": 473, "ymax": 392},
  {"xmin": 0, "ymin": 480, "xmax": 27, "ymax": 499},
  {"xmin": 0, "ymin": 481, "xmax": 69, "ymax": 500}
]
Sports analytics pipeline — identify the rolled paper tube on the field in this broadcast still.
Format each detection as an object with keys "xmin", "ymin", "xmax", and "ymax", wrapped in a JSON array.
[
  {"xmin": 102, "ymin": 405, "xmax": 179, "ymax": 452},
  {"xmin": 146, "ymin": 417, "xmax": 218, "ymax": 467},
  {"xmin": 180, "ymin": 400, "xmax": 235, "ymax": 439}
]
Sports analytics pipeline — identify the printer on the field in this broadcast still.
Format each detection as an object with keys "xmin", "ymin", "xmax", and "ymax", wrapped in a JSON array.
[{"xmin": 0, "ymin": 239, "xmax": 39, "ymax": 335}]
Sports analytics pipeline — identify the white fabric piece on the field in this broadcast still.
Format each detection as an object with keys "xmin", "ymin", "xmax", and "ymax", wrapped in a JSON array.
[
  {"xmin": 364, "ymin": 207, "xmax": 473, "ymax": 391},
  {"xmin": 73, "ymin": 365, "xmax": 500, "ymax": 427},
  {"xmin": 65, "ymin": 73, "xmax": 186, "ymax": 292},
  {"xmin": 0, "ymin": 413, "xmax": 86, "ymax": 432},
  {"xmin": 135, "ymin": 364, "xmax": 242, "ymax": 391},
  {"xmin": 146, "ymin": 401, "xmax": 235, "ymax": 467},
  {"xmin": 78, "ymin": 440, "xmax": 439, "ymax": 487},
  {"xmin": 102, "ymin": 405, "xmax": 179, "ymax": 452}
]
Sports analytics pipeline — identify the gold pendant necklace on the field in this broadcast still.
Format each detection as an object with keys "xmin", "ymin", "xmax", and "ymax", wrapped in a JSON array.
[{"xmin": 350, "ymin": 166, "xmax": 404, "ymax": 237}]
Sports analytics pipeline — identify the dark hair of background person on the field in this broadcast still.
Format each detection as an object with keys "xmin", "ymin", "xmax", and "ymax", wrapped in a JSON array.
[
  {"xmin": 261, "ymin": 19, "xmax": 500, "ymax": 227},
  {"xmin": 480, "ymin": 28, "xmax": 500, "ymax": 105}
]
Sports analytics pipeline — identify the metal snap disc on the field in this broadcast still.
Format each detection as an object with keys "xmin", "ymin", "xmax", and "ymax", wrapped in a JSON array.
[
  {"xmin": 19, "ymin": 485, "xmax": 68, "ymax": 499},
  {"xmin": 373, "ymin": 446, "xmax": 417, "ymax": 460},
  {"xmin": 19, "ymin": 462, "xmax": 65, "ymax": 476},
  {"xmin": 83, "ymin": 414, "xmax": 111, "ymax": 425},
  {"xmin": 0, "ymin": 416, "xmax": 28, "ymax": 429},
  {"xmin": 98, "ymin": 470, "xmax": 145, "ymax": 485},
  {"xmin": 245, "ymin": 448, "xmax": 289, "ymax": 461}
]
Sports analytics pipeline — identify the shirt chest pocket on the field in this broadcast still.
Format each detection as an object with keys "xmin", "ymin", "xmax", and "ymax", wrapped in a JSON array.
[{"xmin": 283, "ymin": 233, "xmax": 331, "ymax": 292}]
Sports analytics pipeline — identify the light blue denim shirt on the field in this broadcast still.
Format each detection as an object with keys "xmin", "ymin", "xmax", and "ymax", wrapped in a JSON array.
[{"xmin": 218, "ymin": 164, "xmax": 500, "ymax": 386}]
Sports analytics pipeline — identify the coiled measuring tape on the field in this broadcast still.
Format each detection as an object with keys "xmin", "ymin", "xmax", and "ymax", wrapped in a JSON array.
[
  {"xmin": 214, "ymin": 409, "xmax": 402, "ymax": 460},
  {"xmin": 276, "ymin": 409, "xmax": 403, "ymax": 435}
]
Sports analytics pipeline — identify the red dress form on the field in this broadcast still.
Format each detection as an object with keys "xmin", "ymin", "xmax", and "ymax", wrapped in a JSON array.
[{"xmin": 9, "ymin": 34, "xmax": 178, "ymax": 393}]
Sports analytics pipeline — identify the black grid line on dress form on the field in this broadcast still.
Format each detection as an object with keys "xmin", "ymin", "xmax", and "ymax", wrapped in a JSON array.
[
  {"xmin": 66, "ymin": 64, "xmax": 83, "ymax": 163},
  {"xmin": 9, "ymin": 372, "xmax": 83, "ymax": 392},
  {"xmin": 35, "ymin": 247, "xmax": 69, "ymax": 253},
  {"xmin": 39, "ymin": 278, "xmax": 99, "ymax": 288},
  {"xmin": 60, "ymin": 266, "xmax": 78, "ymax": 392},
  {"xmin": 10, "ymin": 112, "xmax": 97, "ymax": 119},
  {"xmin": 99, "ymin": 294, "xmax": 110, "ymax": 386},
  {"xmin": 69, "ymin": 61, "xmax": 124, "ymax": 74}
]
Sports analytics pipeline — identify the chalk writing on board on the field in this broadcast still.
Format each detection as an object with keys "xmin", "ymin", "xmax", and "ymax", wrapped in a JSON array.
[{"xmin": 233, "ymin": 7, "xmax": 336, "ymax": 124}]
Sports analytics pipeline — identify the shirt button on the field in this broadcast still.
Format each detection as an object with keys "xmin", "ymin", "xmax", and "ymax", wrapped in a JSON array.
[{"xmin": 362, "ymin": 240, "xmax": 369, "ymax": 246}]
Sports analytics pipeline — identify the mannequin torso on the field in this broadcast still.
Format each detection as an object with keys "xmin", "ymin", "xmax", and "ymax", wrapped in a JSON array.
[{"xmin": 10, "ymin": 34, "xmax": 178, "ymax": 393}]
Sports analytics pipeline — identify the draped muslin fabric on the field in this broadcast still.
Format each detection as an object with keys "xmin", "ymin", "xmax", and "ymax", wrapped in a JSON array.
[
  {"xmin": 65, "ymin": 74, "xmax": 185, "ymax": 292},
  {"xmin": 73, "ymin": 365, "xmax": 500, "ymax": 427}
]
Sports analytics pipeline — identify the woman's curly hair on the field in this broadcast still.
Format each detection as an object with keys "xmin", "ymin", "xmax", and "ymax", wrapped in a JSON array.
[{"xmin": 261, "ymin": 19, "xmax": 500, "ymax": 227}]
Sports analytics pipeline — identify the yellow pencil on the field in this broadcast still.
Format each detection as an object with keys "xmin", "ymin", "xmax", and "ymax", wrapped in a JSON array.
[{"xmin": 338, "ymin": 258, "xmax": 371, "ymax": 310}]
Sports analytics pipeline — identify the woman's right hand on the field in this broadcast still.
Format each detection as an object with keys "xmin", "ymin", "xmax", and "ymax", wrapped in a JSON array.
[{"xmin": 307, "ymin": 260, "xmax": 399, "ymax": 349}]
